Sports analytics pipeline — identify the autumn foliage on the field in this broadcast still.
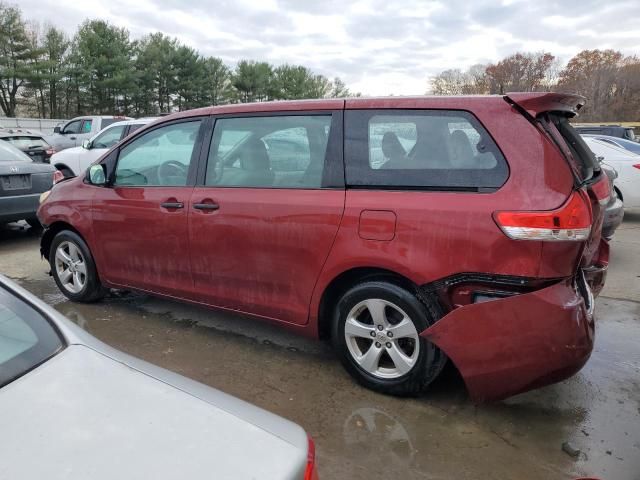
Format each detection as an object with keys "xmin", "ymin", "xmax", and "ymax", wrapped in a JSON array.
[{"xmin": 431, "ymin": 49, "xmax": 640, "ymax": 122}]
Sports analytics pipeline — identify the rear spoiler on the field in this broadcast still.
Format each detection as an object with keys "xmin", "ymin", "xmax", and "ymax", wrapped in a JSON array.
[{"xmin": 504, "ymin": 92, "xmax": 586, "ymax": 118}]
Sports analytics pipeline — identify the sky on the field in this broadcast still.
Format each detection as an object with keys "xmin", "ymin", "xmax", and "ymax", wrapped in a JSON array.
[{"xmin": 18, "ymin": 0, "xmax": 640, "ymax": 96}]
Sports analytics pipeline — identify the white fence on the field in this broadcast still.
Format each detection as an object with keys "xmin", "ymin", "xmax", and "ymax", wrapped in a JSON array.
[{"xmin": 0, "ymin": 117, "xmax": 66, "ymax": 134}]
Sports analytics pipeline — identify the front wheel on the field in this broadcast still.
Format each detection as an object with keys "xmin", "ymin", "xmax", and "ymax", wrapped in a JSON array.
[
  {"xmin": 332, "ymin": 281, "xmax": 445, "ymax": 396},
  {"xmin": 49, "ymin": 230, "xmax": 107, "ymax": 302}
]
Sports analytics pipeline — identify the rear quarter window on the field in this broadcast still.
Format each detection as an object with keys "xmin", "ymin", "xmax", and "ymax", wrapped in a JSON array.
[{"xmin": 344, "ymin": 110, "xmax": 508, "ymax": 190}]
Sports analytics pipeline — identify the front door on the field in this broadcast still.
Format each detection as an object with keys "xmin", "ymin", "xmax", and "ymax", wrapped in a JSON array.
[
  {"xmin": 91, "ymin": 119, "xmax": 204, "ymax": 297},
  {"xmin": 188, "ymin": 112, "xmax": 345, "ymax": 325}
]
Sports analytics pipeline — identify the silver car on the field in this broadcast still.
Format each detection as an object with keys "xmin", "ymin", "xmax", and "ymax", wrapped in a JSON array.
[{"xmin": 0, "ymin": 275, "xmax": 317, "ymax": 480}]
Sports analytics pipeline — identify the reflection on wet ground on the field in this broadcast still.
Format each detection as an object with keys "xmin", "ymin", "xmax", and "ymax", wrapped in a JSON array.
[{"xmin": 1, "ymin": 219, "xmax": 640, "ymax": 479}]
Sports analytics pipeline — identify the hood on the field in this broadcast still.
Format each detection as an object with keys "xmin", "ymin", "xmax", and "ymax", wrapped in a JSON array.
[
  {"xmin": 52, "ymin": 146, "xmax": 84, "ymax": 157},
  {"xmin": 0, "ymin": 345, "xmax": 307, "ymax": 480}
]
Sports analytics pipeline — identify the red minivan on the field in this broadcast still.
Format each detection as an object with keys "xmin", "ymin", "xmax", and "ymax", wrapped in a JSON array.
[{"xmin": 38, "ymin": 93, "xmax": 610, "ymax": 402}]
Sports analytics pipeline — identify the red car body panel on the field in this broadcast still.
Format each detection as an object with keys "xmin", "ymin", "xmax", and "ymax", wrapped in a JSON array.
[
  {"xmin": 90, "ymin": 186, "xmax": 194, "ymax": 297},
  {"xmin": 187, "ymin": 187, "xmax": 344, "ymax": 324},
  {"xmin": 38, "ymin": 93, "xmax": 607, "ymax": 402},
  {"xmin": 421, "ymin": 277, "xmax": 594, "ymax": 402}
]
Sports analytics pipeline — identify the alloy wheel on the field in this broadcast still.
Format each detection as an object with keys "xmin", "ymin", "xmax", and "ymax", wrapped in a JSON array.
[
  {"xmin": 54, "ymin": 240, "xmax": 87, "ymax": 294},
  {"xmin": 344, "ymin": 298, "xmax": 420, "ymax": 379}
]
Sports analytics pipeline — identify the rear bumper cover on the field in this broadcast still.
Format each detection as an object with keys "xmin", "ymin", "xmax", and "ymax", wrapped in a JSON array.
[
  {"xmin": 0, "ymin": 194, "xmax": 40, "ymax": 222},
  {"xmin": 420, "ymin": 275, "xmax": 595, "ymax": 402}
]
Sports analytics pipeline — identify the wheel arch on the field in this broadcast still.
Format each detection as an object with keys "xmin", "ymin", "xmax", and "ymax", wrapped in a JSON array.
[
  {"xmin": 316, "ymin": 267, "xmax": 422, "ymax": 341},
  {"xmin": 41, "ymin": 221, "xmax": 87, "ymax": 262},
  {"xmin": 53, "ymin": 162, "xmax": 75, "ymax": 177}
]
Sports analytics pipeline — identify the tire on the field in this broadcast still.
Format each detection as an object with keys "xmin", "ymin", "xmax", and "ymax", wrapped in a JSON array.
[
  {"xmin": 49, "ymin": 230, "xmax": 107, "ymax": 302},
  {"xmin": 25, "ymin": 217, "xmax": 42, "ymax": 230},
  {"xmin": 332, "ymin": 281, "xmax": 445, "ymax": 396}
]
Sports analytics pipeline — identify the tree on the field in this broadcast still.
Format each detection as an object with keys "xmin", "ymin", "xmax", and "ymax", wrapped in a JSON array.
[
  {"xmin": 485, "ymin": 52, "xmax": 556, "ymax": 94},
  {"xmin": 134, "ymin": 33, "xmax": 179, "ymax": 114},
  {"xmin": 558, "ymin": 49, "xmax": 623, "ymax": 121},
  {"xmin": 232, "ymin": 60, "xmax": 273, "ymax": 102},
  {"xmin": 42, "ymin": 26, "xmax": 69, "ymax": 118},
  {"xmin": 430, "ymin": 64, "xmax": 488, "ymax": 95},
  {"xmin": 74, "ymin": 20, "xmax": 135, "ymax": 114},
  {"xmin": 202, "ymin": 56, "xmax": 231, "ymax": 106},
  {"xmin": 328, "ymin": 77, "xmax": 359, "ymax": 98},
  {"xmin": 0, "ymin": 4, "xmax": 38, "ymax": 116},
  {"xmin": 270, "ymin": 64, "xmax": 331, "ymax": 100}
]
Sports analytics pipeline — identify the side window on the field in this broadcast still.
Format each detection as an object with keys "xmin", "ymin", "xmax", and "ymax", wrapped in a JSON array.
[
  {"xmin": 62, "ymin": 120, "xmax": 82, "ymax": 134},
  {"xmin": 127, "ymin": 123, "xmax": 145, "ymax": 134},
  {"xmin": 114, "ymin": 120, "xmax": 202, "ymax": 187},
  {"xmin": 345, "ymin": 110, "xmax": 508, "ymax": 190},
  {"xmin": 92, "ymin": 125, "xmax": 126, "ymax": 149},
  {"xmin": 206, "ymin": 115, "xmax": 332, "ymax": 189},
  {"xmin": 81, "ymin": 120, "xmax": 93, "ymax": 133}
]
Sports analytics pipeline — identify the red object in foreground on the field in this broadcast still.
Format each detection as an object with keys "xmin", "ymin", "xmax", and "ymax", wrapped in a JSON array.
[
  {"xmin": 38, "ymin": 92, "xmax": 608, "ymax": 401},
  {"xmin": 304, "ymin": 436, "xmax": 319, "ymax": 480},
  {"xmin": 633, "ymin": 163, "xmax": 640, "ymax": 169}
]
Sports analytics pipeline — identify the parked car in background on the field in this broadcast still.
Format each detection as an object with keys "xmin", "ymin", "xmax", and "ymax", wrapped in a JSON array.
[
  {"xmin": 0, "ymin": 141, "xmax": 55, "ymax": 228},
  {"xmin": 599, "ymin": 162, "xmax": 624, "ymax": 238},
  {"xmin": 0, "ymin": 275, "xmax": 317, "ymax": 480},
  {"xmin": 39, "ymin": 92, "xmax": 610, "ymax": 402},
  {"xmin": 573, "ymin": 124, "xmax": 636, "ymax": 142},
  {"xmin": 583, "ymin": 136, "xmax": 640, "ymax": 209},
  {"xmin": 582, "ymin": 134, "xmax": 640, "ymax": 155},
  {"xmin": 0, "ymin": 128, "xmax": 55, "ymax": 164},
  {"xmin": 44, "ymin": 115, "xmax": 132, "ymax": 152},
  {"xmin": 51, "ymin": 118, "xmax": 156, "ymax": 177}
]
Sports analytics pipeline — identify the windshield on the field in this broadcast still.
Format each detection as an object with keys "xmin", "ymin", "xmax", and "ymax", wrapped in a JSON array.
[
  {"xmin": 0, "ymin": 140, "xmax": 33, "ymax": 162},
  {"xmin": 0, "ymin": 285, "xmax": 64, "ymax": 389}
]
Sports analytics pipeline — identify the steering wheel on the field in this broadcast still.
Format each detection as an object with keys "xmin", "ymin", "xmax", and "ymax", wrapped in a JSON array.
[{"xmin": 157, "ymin": 160, "xmax": 188, "ymax": 185}]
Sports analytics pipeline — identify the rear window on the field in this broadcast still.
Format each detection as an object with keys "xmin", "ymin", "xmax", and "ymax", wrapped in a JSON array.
[
  {"xmin": 344, "ymin": 110, "xmax": 508, "ymax": 190},
  {"xmin": 547, "ymin": 114, "xmax": 598, "ymax": 182},
  {"xmin": 0, "ymin": 141, "xmax": 32, "ymax": 162},
  {"xmin": 2, "ymin": 136, "xmax": 48, "ymax": 149}
]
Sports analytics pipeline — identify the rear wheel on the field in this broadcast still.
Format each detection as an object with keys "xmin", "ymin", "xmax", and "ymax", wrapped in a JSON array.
[
  {"xmin": 332, "ymin": 281, "xmax": 445, "ymax": 396},
  {"xmin": 49, "ymin": 230, "xmax": 106, "ymax": 302}
]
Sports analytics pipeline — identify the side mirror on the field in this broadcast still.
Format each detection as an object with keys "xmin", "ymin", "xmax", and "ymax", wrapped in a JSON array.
[
  {"xmin": 53, "ymin": 126, "xmax": 61, "ymax": 134},
  {"xmin": 82, "ymin": 139, "xmax": 92, "ymax": 149},
  {"xmin": 88, "ymin": 164, "xmax": 107, "ymax": 186},
  {"xmin": 597, "ymin": 156, "xmax": 605, "ymax": 163}
]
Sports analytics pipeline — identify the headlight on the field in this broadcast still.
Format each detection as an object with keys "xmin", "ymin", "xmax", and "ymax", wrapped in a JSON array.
[{"xmin": 39, "ymin": 190, "xmax": 51, "ymax": 204}]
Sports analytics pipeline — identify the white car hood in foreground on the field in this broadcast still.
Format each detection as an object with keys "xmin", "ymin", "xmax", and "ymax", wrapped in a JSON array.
[{"xmin": 0, "ymin": 344, "xmax": 307, "ymax": 480}]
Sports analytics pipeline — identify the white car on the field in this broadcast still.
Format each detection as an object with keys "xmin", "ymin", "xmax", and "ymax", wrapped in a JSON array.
[
  {"xmin": 0, "ymin": 275, "xmax": 317, "ymax": 480},
  {"xmin": 51, "ymin": 118, "xmax": 155, "ymax": 177},
  {"xmin": 583, "ymin": 136, "xmax": 640, "ymax": 209}
]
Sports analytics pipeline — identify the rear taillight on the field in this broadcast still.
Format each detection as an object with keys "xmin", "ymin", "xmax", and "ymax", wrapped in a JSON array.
[
  {"xmin": 494, "ymin": 191, "xmax": 592, "ymax": 241},
  {"xmin": 633, "ymin": 164, "xmax": 640, "ymax": 170},
  {"xmin": 53, "ymin": 170, "xmax": 65, "ymax": 184},
  {"xmin": 304, "ymin": 435, "xmax": 319, "ymax": 480}
]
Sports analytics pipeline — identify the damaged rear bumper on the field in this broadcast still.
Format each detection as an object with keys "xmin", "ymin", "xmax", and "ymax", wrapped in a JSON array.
[{"xmin": 420, "ymin": 274, "xmax": 595, "ymax": 402}]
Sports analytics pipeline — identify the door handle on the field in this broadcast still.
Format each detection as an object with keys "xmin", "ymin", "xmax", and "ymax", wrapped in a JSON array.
[
  {"xmin": 193, "ymin": 203, "xmax": 219, "ymax": 211},
  {"xmin": 160, "ymin": 201, "xmax": 184, "ymax": 209},
  {"xmin": 70, "ymin": 136, "xmax": 77, "ymax": 140}
]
